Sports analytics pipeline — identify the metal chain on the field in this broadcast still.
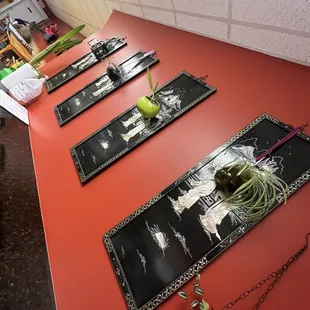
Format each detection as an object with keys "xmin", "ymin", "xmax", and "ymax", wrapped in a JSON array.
[{"xmin": 222, "ymin": 233, "xmax": 310, "ymax": 310}]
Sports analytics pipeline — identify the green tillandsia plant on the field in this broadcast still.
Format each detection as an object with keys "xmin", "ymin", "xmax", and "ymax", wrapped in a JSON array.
[
  {"xmin": 214, "ymin": 161, "xmax": 288, "ymax": 222},
  {"xmin": 178, "ymin": 273, "xmax": 210, "ymax": 310},
  {"xmin": 29, "ymin": 25, "xmax": 85, "ymax": 66},
  {"xmin": 147, "ymin": 67, "xmax": 159, "ymax": 103}
]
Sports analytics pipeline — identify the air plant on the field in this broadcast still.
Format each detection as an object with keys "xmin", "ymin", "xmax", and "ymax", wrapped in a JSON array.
[
  {"xmin": 106, "ymin": 60, "xmax": 122, "ymax": 82},
  {"xmin": 213, "ymin": 122, "xmax": 309, "ymax": 222},
  {"xmin": 147, "ymin": 67, "xmax": 159, "ymax": 103},
  {"xmin": 214, "ymin": 160, "xmax": 288, "ymax": 221},
  {"xmin": 178, "ymin": 273, "xmax": 210, "ymax": 310}
]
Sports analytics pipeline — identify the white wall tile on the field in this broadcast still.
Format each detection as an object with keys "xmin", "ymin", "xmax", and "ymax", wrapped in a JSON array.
[
  {"xmin": 65, "ymin": 1, "xmax": 77, "ymax": 17},
  {"xmin": 122, "ymin": 0, "xmax": 139, "ymax": 3},
  {"xmin": 93, "ymin": 0, "xmax": 110, "ymax": 24},
  {"xmin": 80, "ymin": 25, "xmax": 93, "ymax": 37},
  {"xmin": 80, "ymin": 26, "xmax": 89, "ymax": 37},
  {"xmin": 173, "ymin": 0, "xmax": 229, "ymax": 18},
  {"xmin": 89, "ymin": 25, "xmax": 99, "ymax": 34},
  {"xmin": 143, "ymin": 7, "xmax": 175, "ymax": 26},
  {"xmin": 78, "ymin": 0, "xmax": 94, "ymax": 25},
  {"xmin": 120, "ymin": 3, "xmax": 143, "ymax": 18},
  {"xmin": 140, "ymin": 0, "xmax": 173, "ymax": 10},
  {"xmin": 74, "ymin": 0, "xmax": 91, "ymax": 24},
  {"xmin": 49, "ymin": 6, "xmax": 59, "ymax": 18},
  {"xmin": 71, "ymin": 1, "xmax": 86, "ymax": 23},
  {"xmin": 176, "ymin": 13, "xmax": 227, "ymax": 39},
  {"xmin": 87, "ymin": 0, "xmax": 106, "ymax": 29},
  {"xmin": 232, "ymin": 0, "xmax": 310, "ymax": 32},
  {"xmin": 62, "ymin": 13, "xmax": 74, "ymax": 26},
  {"xmin": 59, "ymin": 0, "xmax": 68, "ymax": 13},
  {"xmin": 105, "ymin": 1, "xmax": 122, "ymax": 15},
  {"xmin": 49, "ymin": 0, "xmax": 58, "ymax": 7},
  {"xmin": 69, "ymin": 16, "xmax": 81, "ymax": 28},
  {"xmin": 46, "ymin": 0, "xmax": 310, "ymax": 65},
  {"xmin": 231, "ymin": 24, "xmax": 310, "ymax": 63},
  {"xmin": 46, "ymin": 0, "xmax": 58, "ymax": 9}
]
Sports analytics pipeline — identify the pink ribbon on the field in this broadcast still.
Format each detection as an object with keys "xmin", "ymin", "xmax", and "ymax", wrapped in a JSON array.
[{"xmin": 256, "ymin": 123, "xmax": 308, "ymax": 162}]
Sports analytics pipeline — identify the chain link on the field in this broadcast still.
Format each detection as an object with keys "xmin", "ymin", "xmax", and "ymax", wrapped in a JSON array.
[{"xmin": 222, "ymin": 233, "xmax": 310, "ymax": 310}]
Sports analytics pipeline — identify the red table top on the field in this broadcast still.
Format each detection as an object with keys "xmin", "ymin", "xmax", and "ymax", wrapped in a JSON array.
[{"xmin": 28, "ymin": 12, "xmax": 310, "ymax": 310}]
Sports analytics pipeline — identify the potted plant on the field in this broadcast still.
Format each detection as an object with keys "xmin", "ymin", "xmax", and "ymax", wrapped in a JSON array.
[
  {"xmin": 136, "ymin": 67, "xmax": 160, "ymax": 119},
  {"xmin": 178, "ymin": 273, "xmax": 210, "ymax": 310}
]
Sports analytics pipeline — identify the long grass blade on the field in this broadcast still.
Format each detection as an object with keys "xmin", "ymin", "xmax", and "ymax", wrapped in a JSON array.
[
  {"xmin": 29, "ymin": 25, "xmax": 85, "ymax": 66},
  {"xmin": 54, "ymin": 39, "xmax": 82, "ymax": 52},
  {"xmin": 147, "ymin": 67, "xmax": 153, "ymax": 90}
]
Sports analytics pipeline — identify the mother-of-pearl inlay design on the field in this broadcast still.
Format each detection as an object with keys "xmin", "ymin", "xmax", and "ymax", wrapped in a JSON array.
[
  {"xmin": 169, "ymin": 223, "xmax": 192, "ymax": 258},
  {"xmin": 145, "ymin": 220, "xmax": 169, "ymax": 257},
  {"xmin": 136, "ymin": 249, "xmax": 147, "ymax": 275},
  {"xmin": 168, "ymin": 180, "xmax": 216, "ymax": 215}
]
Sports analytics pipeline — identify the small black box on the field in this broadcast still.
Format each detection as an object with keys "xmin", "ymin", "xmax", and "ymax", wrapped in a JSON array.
[{"xmin": 88, "ymin": 39, "xmax": 108, "ymax": 60}]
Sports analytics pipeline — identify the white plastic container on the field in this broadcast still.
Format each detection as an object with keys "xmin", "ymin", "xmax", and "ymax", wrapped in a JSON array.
[
  {"xmin": 9, "ymin": 78, "xmax": 45, "ymax": 104},
  {"xmin": 2, "ymin": 63, "xmax": 39, "ymax": 89}
]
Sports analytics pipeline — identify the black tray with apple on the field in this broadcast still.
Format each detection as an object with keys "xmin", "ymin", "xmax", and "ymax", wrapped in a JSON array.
[{"xmin": 70, "ymin": 71, "xmax": 216, "ymax": 184}]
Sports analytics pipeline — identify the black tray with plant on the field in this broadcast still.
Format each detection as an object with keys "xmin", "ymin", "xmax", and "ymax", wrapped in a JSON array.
[{"xmin": 103, "ymin": 113, "xmax": 310, "ymax": 310}]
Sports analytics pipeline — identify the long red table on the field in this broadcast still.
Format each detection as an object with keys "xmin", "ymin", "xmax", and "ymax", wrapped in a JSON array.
[{"xmin": 28, "ymin": 11, "xmax": 310, "ymax": 310}]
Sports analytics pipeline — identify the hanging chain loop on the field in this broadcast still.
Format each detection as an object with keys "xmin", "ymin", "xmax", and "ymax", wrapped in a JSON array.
[{"xmin": 222, "ymin": 233, "xmax": 310, "ymax": 310}]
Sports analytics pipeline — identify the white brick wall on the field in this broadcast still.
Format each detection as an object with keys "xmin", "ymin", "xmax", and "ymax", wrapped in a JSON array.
[
  {"xmin": 143, "ymin": 7, "xmax": 175, "ymax": 26},
  {"xmin": 232, "ymin": 0, "xmax": 310, "ymax": 32},
  {"xmin": 141, "ymin": 0, "xmax": 173, "ymax": 10},
  {"xmin": 113, "ymin": 0, "xmax": 310, "ymax": 66},
  {"xmin": 176, "ymin": 13, "xmax": 227, "ymax": 39},
  {"xmin": 120, "ymin": 3, "xmax": 143, "ymax": 18},
  {"xmin": 105, "ymin": 1, "xmax": 122, "ymax": 15},
  {"xmin": 44, "ymin": 0, "xmax": 310, "ymax": 66},
  {"xmin": 231, "ymin": 25, "xmax": 310, "ymax": 63},
  {"xmin": 173, "ymin": 0, "xmax": 229, "ymax": 18}
]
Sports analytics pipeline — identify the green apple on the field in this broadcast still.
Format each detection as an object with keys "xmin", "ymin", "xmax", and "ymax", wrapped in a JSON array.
[{"xmin": 136, "ymin": 96, "xmax": 160, "ymax": 119}]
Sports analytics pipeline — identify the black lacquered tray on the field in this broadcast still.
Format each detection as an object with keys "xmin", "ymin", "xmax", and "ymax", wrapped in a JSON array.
[
  {"xmin": 103, "ymin": 114, "xmax": 310, "ymax": 310},
  {"xmin": 54, "ymin": 51, "xmax": 159, "ymax": 126},
  {"xmin": 45, "ymin": 37, "xmax": 127, "ymax": 93},
  {"xmin": 71, "ymin": 72, "xmax": 216, "ymax": 183}
]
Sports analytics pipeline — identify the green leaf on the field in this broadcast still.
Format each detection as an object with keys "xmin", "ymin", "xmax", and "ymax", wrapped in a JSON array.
[
  {"xmin": 54, "ymin": 39, "xmax": 82, "ymax": 52},
  {"xmin": 193, "ymin": 280, "xmax": 199, "ymax": 287},
  {"xmin": 196, "ymin": 273, "xmax": 201, "ymax": 280},
  {"xmin": 147, "ymin": 67, "xmax": 153, "ymax": 91},
  {"xmin": 191, "ymin": 300, "xmax": 200, "ymax": 308},
  {"xmin": 195, "ymin": 288, "xmax": 204, "ymax": 296},
  {"xmin": 153, "ymin": 82, "xmax": 159, "ymax": 93},
  {"xmin": 201, "ymin": 300, "xmax": 210, "ymax": 310},
  {"xmin": 58, "ymin": 24, "xmax": 85, "ymax": 43},
  {"xmin": 178, "ymin": 291, "xmax": 188, "ymax": 300},
  {"xmin": 30, "ymin": 25, "xmax": 85, "ymax": 66}
]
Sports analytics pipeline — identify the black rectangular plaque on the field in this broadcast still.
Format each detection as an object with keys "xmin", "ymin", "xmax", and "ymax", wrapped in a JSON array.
[
  {"xmin": 45, "ymin": 37, "xmax": 127, "ymax": 93},
  {"xmin": 54, "ymin": 51, "xmax": 159, "ymax": 126},
  {"xmin": 71, "ymin": 72, "xmax": 216, "ymax": 183},
  {"xmin": 103, "ymin": 114, "xmax": 310, "ymax": 310}
]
